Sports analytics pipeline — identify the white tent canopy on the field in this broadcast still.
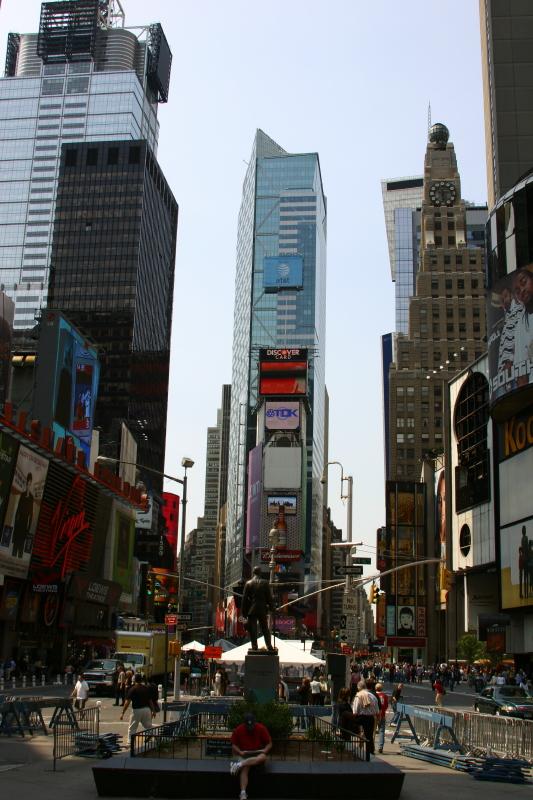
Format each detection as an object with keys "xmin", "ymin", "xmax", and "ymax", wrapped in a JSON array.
[
  {"xmin": 181, "ymin": 640, "xmax": 205, "ymax": 652},
  {"xmin": 220, "ymin": 637, "xmax": 325, "ymax": 666}
]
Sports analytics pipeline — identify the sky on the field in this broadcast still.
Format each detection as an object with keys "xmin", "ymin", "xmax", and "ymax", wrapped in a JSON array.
[{"xmin": 0, "ymin": 1, "xmax": 487, "ymax": 573}]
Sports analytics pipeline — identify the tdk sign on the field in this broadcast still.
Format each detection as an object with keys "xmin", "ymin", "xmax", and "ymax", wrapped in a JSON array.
[{"xmin": 265, "ymin": 401, "xmax": 300, "ymax": 430}]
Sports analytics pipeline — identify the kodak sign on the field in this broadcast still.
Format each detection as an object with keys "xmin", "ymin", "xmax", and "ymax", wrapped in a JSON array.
[{"xmin": 499, "ymin": 409, "xmax": 533, "ymax": 461}]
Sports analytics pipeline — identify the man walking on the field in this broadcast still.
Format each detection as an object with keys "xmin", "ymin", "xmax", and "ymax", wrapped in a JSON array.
[{"xmin": 120, "ymin": 674, "xmax": 157, "ymax": 738}]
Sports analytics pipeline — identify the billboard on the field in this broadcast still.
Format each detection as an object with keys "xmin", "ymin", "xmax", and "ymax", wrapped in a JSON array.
[
  {"xmin": 246, "ymin": 444, "xmax": 262, "ymax": 550},
  {"xmin": 397, "ymin": 605, "xmax": 415, "ymax": 636},
  {"xmin": 33, "ymin": 311, "xmax": 100, "ymax": 461},
  {"xmin": 113, "ymin": 510, "xmax": 135, "ymax": 595},
  {"xmin": 263, "ymin": 255, "xmax": 303, "ymax": 291},
  {"xmin": 259, "ymin": 349, "xmax": 308, "ymax": 397},
  {"xmin": 0, "ymin": 444, "xmax": 49, "ymax": 579},
  {"xmin": 263, "ymin": 447, "xmax": 301, "ymax": 489},
  {"xmin": 487, "ymin": 266, "xmax": 533, "ymax": 406},
  {"xmin": 435, "ymin": 468, "xmax": 447, "ymax": 608},
  {"xmin": 497, "ymin": 414, "xmax": 533, "ymax": 610},
  {"xmin": 267, "ymin": 495, "xmax": 297, "ymax": 515},
  {"xmin": 0, "ymin": 292, "xmax": 14, "ymax": 405},
  {"xmin": 265, "ymin": 401, "xmax": 300, "ymax": 430}
]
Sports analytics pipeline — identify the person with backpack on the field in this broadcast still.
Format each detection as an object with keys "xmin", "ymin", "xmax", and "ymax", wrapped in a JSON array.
[{"xmin": 375, "ymin": 681, "xmax": 389, "ymax": 753}]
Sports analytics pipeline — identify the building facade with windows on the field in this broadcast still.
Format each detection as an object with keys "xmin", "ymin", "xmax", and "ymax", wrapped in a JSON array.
[
  {"xmin": 0, "ymin": 0, "xmax": 169, "ymax": 329},
  {"xmin": 225, "ymin": 130, "xmax": 327, "ymax": 621}
]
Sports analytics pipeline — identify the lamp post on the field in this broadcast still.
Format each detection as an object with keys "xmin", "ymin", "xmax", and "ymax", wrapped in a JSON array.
[
  {"xmin": 94, "ymin": 454, "xmax": 194, "ymax": 703},
  {"xmin": 322, "ymin": 461, "xmax": 353, "ymax": 592}
]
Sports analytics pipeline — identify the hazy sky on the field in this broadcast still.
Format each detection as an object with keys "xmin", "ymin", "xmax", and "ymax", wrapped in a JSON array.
[{"xmin": 0, "ymin": 1, "xmax": 487, "ymax": 571}]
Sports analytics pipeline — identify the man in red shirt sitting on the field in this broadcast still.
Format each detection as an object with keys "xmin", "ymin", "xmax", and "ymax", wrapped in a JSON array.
[{"xmin": 230, "ymin": 712, "xmax": 272, "ymax": 800}]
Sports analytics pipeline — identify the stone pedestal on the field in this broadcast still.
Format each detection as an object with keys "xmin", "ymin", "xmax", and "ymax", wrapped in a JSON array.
[{"xmin": 243, "ymin": 652, "xmax": 279, "ymax": 703}]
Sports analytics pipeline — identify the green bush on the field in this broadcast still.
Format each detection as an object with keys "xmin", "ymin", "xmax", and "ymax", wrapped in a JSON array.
[{"xmin": 227, "ymin": 700, "xmax": 293, "ymax": 740}]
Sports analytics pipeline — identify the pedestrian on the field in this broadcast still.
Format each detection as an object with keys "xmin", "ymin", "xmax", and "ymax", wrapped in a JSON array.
[
  {"xmin": 390, "ymin": 682, "xmax": 403, "ymax": 724},
  {"xmin": 352, "ymin": 680, "xmax": 379, "ymax": 759},
  {"xmin": 71, "ymin": 672, "xmax": 89, "ymax": 715},
  {"xmin": 334, "ymin": 687, "xmax": 354, "ymax": 733},
  {"xmin": 310, "ymin": 675, "xmax": 321, "ymax": 705},
  {"xmin": 115, "ymin": 665, "xmax": 126, "ymax": 706},
  {"xmin": 375, "ymin": 682, "xmax": 389, "ymax": 753},
  {"xmin": 230, "ymin": 712, "xmax": 272, "ymax": 800},
  {"xmin": 214, "ymin": 668, "xmax": 223, "ymax": 697},
  {"xmin": 120, "ymin": 674, "xmax": 157, "ymax": 738},
  {"xmin": 434, "ymin": 676, "xmax": 445, "ymax": 706},
  {"xmin": 319, "ymin": 674, "xmax": 329, "ymax": 705},
  {"xmin": 297, "ymin": 676, "xmax": 311, "ymax": 705},
  {"xmin": 278, "ymin": 678, "xmax": 289, "ymax": 703}
]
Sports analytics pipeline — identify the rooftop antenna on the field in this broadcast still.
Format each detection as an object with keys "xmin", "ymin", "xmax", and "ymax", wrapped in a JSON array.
[{"xmin": 428, "ymin": 102, "xmax": 432, "ymax": 133}]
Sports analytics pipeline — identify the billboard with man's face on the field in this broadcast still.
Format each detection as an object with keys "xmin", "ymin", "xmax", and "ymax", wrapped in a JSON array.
[
  {"xmin": 487, "ymin": 265, "xmax": 533, "ymax": 405},
  {"xmin": 0, "ymin": 445, "xmax": 49, "ymax": 579}
]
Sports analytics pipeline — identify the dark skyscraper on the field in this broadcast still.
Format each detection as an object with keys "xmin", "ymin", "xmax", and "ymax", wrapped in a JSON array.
[{"xmin": 48, "ymin": 139, "xmax": 178, "ymax": 486}]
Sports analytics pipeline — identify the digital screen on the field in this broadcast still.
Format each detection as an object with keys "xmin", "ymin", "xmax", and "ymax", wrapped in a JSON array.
[
  {"xmin": 267, "ymin": 495, "xmax": 297, "ymax": 515},
  {"xmin": 263, "ymin": 255, "xmax": 303, "ymax": 291},
  {"xmin": 260, "ymin": 348, "xmax": 307, "ymax": 362},
  {"xmin": 260, "ymin": 377, "xmax": 306, "ymax": 396}
]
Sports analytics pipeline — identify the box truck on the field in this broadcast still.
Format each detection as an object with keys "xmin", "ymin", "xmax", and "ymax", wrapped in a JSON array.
[{"xmin": 113, "ymin": 630, "xmax": 167, "ymax": 679}]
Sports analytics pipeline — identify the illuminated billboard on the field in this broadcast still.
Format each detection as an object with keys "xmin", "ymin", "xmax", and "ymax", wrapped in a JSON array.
[
  {"xmin": 265, "ymin": 401, "xmax": 300, "ymax": 430},
  {"xmin": 259, "ymin": 349, "xmax": 308, "ymax": 397},
  {"xmin": 487, "ymin": 266, "xmax": 533, "ymax": 408},
  {"xmin": 34, "ymin": 311, "xmax": 99, "ymax": 461},
  {"xmin": 263, "ymin": 255, "xmax": 303, "ymax": 291}
]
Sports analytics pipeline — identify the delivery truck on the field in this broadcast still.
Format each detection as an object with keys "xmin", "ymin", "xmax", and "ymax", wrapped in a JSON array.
[{"xmin": 113, "ymin": 630, "xmax": 167, "ymax": 680}]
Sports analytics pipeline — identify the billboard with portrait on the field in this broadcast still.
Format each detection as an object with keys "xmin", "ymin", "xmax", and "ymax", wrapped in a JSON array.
[
  {"xmin": 0, "ymin": 431, "xmax": 19, "ymax": 530},
  {"xmin": 487, "ymin": 266, "xmax": 533, "ymax": 406},
  {"xmin": 397, "ymin": 605, "xmax": 415, "ymax": 636},
  {"xmin": 0, "ymin": 445, "xmax": 49, "ymax": 579},
  {"xmin": 33, "ymin": 311, "xmax": 100, "ymax": 462},
  {"xmin": 263, "ymin": 255, "xmax": 303, "ymax": 291}
]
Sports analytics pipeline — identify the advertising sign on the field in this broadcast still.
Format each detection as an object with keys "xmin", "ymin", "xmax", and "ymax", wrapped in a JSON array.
[
  {"xmin": 0, "ymin": 431, "xmax": 19, "ymax": 530},
  {"xmin": 0, "ymin": 578, "xmax": 21, "ymax": 621},
  {"xmin": 113, "ymin": 510, "xmax": 135, "ymax": 595},
  {"xmin": 245, "ymin": 444, "xmax": 262, "ymax": 550},
  {"xmin": 435, "ymin": 468, "xmax": 447, "ymax": 608},
  {"xmin": 397, "ymin": 605, "xmax": 415, "ymax": 636},
  {"xmin": 0, "ymin": 445, "xmax": 49, "ymax": 579},
  {"xmin": 386, "ymin": 605, "xmax": 396, "ymax": 636},
  {"xmin": 487, "ymin": 265, "xmax": 533, "ymax": 405},
  {"xmin": 204, "ymin": 645, "xmax": 223, "ymax": 659},
  {"xmin": 136, "ymin": 490, "xmax": 154, "ymax": 530},
  {"xmin": 265, "ymin": 401, "xmax": 300, "ymax": 430},
  {"xmin": 34, "ymin": 311, "xmax": 100, "ymax": 461},
  {"xmin": 500, "ymin": 519, "xmax": 533, "ymax": 609},
  {"xmin": 0, "ymin": 292, "xmax": 14, "ymax": 406},
  {"xmin": 263, "ymin": 255, "xmax": 303, "ymax": 291},
  {"xmin": 267, "ymin": 495, "xmax": 296, "ymax": 515}
]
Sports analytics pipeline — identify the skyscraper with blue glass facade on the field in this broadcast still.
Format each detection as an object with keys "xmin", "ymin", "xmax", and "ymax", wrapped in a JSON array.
[
  {"xmin": 0, "ymin": 0, "xmax": 168, "ymax": 329},
  {"xmin": 225, "ymin": 130, "xmax": 327, "ymax": 600}
]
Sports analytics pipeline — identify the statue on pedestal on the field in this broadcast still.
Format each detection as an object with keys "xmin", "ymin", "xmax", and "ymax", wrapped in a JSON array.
[{"xmin": 241, "ymin": 566, "xmax": 275, "ymax": 651}]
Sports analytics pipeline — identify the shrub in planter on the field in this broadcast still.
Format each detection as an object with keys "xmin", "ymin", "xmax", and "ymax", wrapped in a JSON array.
[{"xmin": 227, "ymin": 700, "xmax": 293, "ymax": 740}]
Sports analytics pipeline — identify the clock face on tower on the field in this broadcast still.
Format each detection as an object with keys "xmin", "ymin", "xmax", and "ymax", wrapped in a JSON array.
[{"xmin": 429, "ymin": 181, "xmax": 456, "ymax": 207}]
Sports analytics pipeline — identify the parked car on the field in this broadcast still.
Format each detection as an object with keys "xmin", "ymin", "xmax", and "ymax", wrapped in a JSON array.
[
  {"xmin": 83, "ymin": 658, "xmax": 121, "ymax": 696},
  {"xmin": 474, "ymin": 685, "xmax": 533, "ymax": 719}
]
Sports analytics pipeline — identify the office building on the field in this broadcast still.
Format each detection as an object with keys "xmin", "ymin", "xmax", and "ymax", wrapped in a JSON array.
[
  {"xmin": 386, "ymin": 124, "xmax": 487, "ymax": 481},
  {"xmin": 0, "ymin": 0, "xmax": 170, "ymax": 328},
  {"xmin": 47, "ymin": 138, "xmax": 178, "ymax": 487},
  {"xmin": 480, "ymin": 0, "xmax": 533, "ymax": 209},
  {"xmin": 225, "ymin": 130, "xmax": 327, "ymax": 626}
]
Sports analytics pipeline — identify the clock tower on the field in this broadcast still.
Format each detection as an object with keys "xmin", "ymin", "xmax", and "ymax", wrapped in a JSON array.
[{"xmin": 387, "ymin": 123, "xmax": 486, "ymax": 479}]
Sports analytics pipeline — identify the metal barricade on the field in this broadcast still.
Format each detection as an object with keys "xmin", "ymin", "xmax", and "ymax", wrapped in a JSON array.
[{"xmin": 52, "ymin": 705, "xmax": 100, "ymax": 771}]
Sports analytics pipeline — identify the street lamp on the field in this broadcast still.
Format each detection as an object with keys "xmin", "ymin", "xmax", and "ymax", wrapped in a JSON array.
[
  {"xmin": 321, "ymin": 461, "xmax": 352, "ymax": 543},
  {"xmin": 95, "ymin": 454, "xmax": 194, "ymax": 702}
]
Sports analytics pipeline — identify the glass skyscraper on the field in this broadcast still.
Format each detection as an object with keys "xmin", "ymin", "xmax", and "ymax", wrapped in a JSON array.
[
  {"xmin": 0, "ymin": 0, "xmax": 169, "ymax": 329},
  {"xmin": 225, "ymin": 130, "xmax": 327, "ymax": 592}
]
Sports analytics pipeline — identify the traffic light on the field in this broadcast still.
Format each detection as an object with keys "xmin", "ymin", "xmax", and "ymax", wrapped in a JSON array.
[
  {"xmin": 369, "ymin": 583, "xmax": 378, "ymax": 604},
  {"xmin": 146, "ymin": 573, "xmax": 154, "ymax": 596}
]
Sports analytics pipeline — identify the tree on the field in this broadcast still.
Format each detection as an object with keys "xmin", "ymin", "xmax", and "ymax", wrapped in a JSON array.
[{"xmin": 456, "ymin": 633, "xmax": 486, "ymax": 664}]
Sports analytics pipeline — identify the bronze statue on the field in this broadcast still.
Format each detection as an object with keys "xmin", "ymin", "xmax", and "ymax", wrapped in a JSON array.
[{"xmin": 241, "ymin": 566, "xmax": 275, "ymax": 651}]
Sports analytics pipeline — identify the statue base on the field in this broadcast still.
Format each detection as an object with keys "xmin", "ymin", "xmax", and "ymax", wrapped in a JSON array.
[{"xmin": 244, "ymin": 652, "xmax": 279, "ymax": 703}]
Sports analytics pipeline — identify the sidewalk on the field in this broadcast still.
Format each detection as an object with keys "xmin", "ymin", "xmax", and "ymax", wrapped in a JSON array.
[{"xmin": 0, "ymin": 698, "xmax": 530, "ymax": 800}]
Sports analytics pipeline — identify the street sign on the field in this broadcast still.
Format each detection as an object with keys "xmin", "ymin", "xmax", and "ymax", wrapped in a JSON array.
[
  {"xmin": 342, "ymin": 595, "xmax": 358, "ymax": 613},
  {"xmin": 204, "ymin": 646, "xmax": 223, "ymax": 659},
  {"xmin": 165, "ymin": 614, "xmax": 177, "ymax": 625},
  {"xmin": 351, "ymin": 557, "xmax": 371, "ymax": 565},
  {"xmin": 333, "ymin": 564, "xmax": 363, "ymax": 577},
  {"xmin": 175, "ymin": 612, "xmax": 193, "ymax": 622},
  {"xmin": 176, "ymin": 622, "xmax": 188, "ymax": 631}
]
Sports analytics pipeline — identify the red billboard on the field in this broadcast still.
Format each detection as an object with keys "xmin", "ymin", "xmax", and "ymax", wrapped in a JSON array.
[{"xmin": 259, "ymin": 349, "xmax": 308, "ymax": 397}]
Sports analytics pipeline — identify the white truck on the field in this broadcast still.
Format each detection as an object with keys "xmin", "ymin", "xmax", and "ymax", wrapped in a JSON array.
[{"xmin": 113, "ymin": 630, "xmax": 167, "ymax": 680}]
